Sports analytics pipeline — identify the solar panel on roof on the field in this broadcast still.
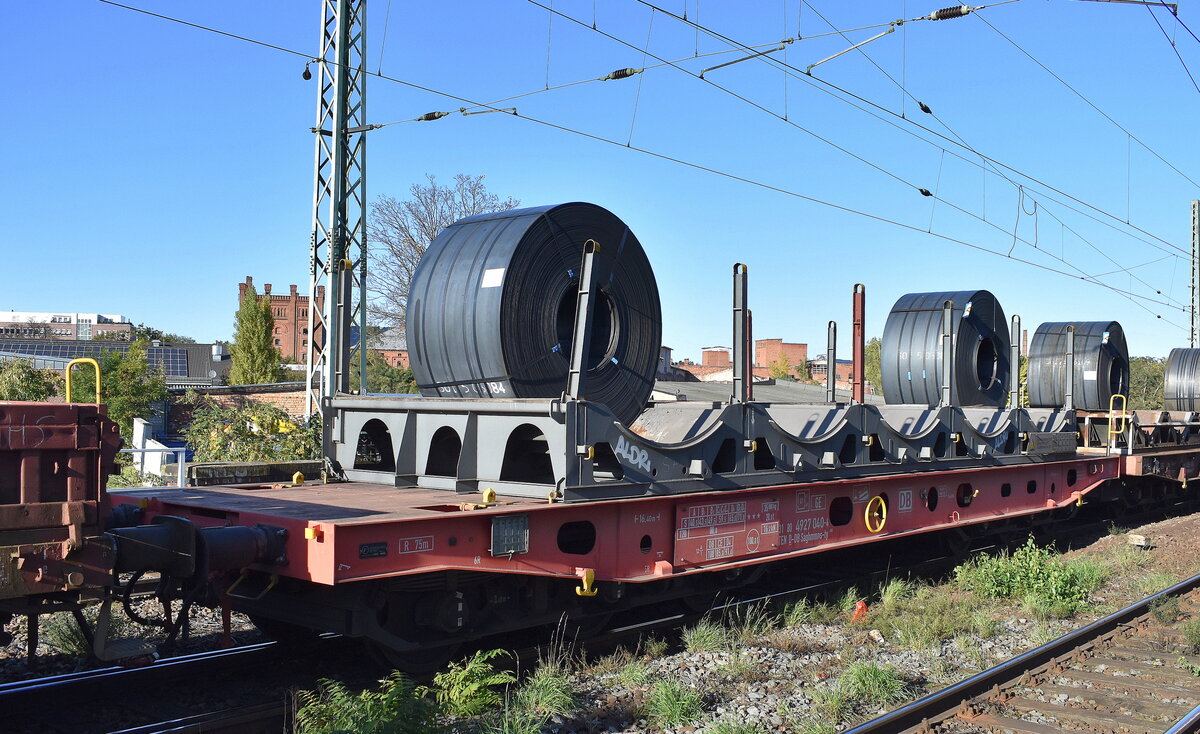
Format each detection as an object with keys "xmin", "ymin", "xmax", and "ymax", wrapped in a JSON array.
[{"xmin": 0, "ymin": 342, "xmax": 191, "ymax": 376}]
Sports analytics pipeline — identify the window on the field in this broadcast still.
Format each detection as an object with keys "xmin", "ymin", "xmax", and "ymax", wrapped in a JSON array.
[
  {"xmin": 274, "ymin": 339, "xmax": 281, "ymax": 346},
  {"xmin": 302, "ymin": 328, "xmax": 308, "ymax": 335}
]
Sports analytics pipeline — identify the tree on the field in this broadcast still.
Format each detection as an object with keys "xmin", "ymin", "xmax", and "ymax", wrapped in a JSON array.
[
  {"xmin": 768, "ymin": 353, "xmax": 792, "ymax": 380},
  {"xmin": 95, "ymin": 323, "xmax": 195, "ymax": 344},
  {"xmin": 69, "ymin": 339, "xmax": 168, "ymax": 441},
  {"xmin": 350, "ymin": 350, "xmax": 418, "ymax": 394},
  {"xmin": 0, "ymin": 358, "xmax": 61, "ymax": 401},
  {"xmin": 864, "ymin": 337, "xmax": 883, "ymax": 395},
  {"xmin": 183, "ymin": 394, "xmax": 320, "ymax": 463},
  {"xmin": 229, "ymin": 282, "xmax": 286, "ymax": 385},
  {"xmin": 368, "ymin": 174, "xmax": 519, "ymax": 326},
  {"xmin": 1128, "ymin": 356, "xmax": 1165, "ymax": 410}
]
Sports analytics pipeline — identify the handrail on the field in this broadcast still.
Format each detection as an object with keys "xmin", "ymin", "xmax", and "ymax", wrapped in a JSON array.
[{"xmin": 65, "ymin": 358, "xmax": 101, "ymax": 403}]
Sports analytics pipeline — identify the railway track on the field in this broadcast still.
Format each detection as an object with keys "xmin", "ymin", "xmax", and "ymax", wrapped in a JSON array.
[{"xmin": 847, "ymin": 572, "xmax": 1200, "ymax": 734}]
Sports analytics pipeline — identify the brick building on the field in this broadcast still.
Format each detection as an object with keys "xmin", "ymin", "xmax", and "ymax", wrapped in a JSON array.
[
  {"xmin": 754, "ymin": 338, "xmax": 807, "ymax": 370},
  {"xmin": 238, "ymin": 276, "xmax": 324, "ymax": 361},
  {"xmin": 0, "ymin": 311, "xmax": 132, "ymax": 340}
]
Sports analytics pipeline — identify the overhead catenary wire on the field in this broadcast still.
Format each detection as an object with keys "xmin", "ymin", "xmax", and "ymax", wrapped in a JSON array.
[
  {"xmin": 536, "ymin": 0, "xmax": 1184, "ymax": 311},
  {"xmin": 629, "ymin": 0, "xmax": 1189, "ymax": 260},
  {"xmin": 1146, "ymin": 4, "xmax": 1200, "ymax": 95},
  {"xmin": 624, "ymin": 0, "xmax": 1188, "ymax": 307},
  {"xmin": 94, "ymin": 0, "xmax": 1188, "ymax": 325}
]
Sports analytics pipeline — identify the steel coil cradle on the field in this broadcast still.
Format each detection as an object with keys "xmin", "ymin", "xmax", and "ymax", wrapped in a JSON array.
[
  {"xmin": 880, "ymin": 290, "xmax": 1010, "ymax": 407},
  {"xmin": 407, "ymin": 202, "xmax": 662, "ymax": 425},
  {"xmin": 1027, "ymin": 321, "xmax": 1128, "ymax": 411}
]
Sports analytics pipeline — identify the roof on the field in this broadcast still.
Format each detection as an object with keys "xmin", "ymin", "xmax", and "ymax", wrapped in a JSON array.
[
  {"xmin": 0, "ymin": 340, "xmax": 231, "ymax": 387},
  {"xmin": 652, "ymin": 379, "xmax": 884, "ymax": 404}
]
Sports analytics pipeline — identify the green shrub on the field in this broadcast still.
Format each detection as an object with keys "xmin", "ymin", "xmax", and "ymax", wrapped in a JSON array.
[
  {"xmin": 432, "ymin": 649, "xmax": 517, "ymax": 717},
  {"xmin": 954, "ymin": 538, "xmax": 1089, "ymax": 616},
  {"xmin": 644, "ymin": 679, "xmax": 703, "ymax": 728},
  {"xmin": 294, "ymin": 672, "xmax": 439, "ymax": 734}
]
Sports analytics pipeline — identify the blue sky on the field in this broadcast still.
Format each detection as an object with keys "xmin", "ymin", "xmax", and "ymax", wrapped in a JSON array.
[{"xmin": 9, "ymin": 0, "xmax": 1200, "ymax": 361}]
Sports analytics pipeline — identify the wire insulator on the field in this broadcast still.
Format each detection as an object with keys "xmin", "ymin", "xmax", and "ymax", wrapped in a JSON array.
[
  {"xmin": 928, "ymin": 5, "xmax": 972, "ymax": 21},
  {"xmin": 918, "ymin": 101, "xmax": 933, "ymax": 114},
  {"xmin": 601, "ymin": 67, "xmax": 643, "ymax": 81},
  {"xmin": 417, "ymin": 111, "xmax": 450, "ymax": 122},
  {"xmin": 918, "ymin": 188, "xmax": 933, "ymax": 197}
]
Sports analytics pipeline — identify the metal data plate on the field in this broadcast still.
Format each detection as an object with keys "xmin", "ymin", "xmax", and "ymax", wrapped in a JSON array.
[
  {"xmin": 490, "ymin": 514, "xmax": 529, "ymax": 557},
  {"xmin": 1027, "ymin": 432, "xmax": 1078, "ymax": 455}
]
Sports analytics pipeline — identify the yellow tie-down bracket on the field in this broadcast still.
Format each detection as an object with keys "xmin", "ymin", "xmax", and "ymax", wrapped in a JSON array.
[{"xmin": 575, "ymin": 567, "xmax": 598, "ymax": 597}]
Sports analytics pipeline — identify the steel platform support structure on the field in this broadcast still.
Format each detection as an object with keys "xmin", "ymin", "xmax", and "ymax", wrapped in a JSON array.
[{"xmin": 306, "ymin": 0, "xmax": 369, "ymax": 419}]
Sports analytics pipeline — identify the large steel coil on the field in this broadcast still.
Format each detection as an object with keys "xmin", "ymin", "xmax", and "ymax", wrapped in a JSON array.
[
  {"xmin": 407, "ymin": 202, "xmax": 662, "ymax": 425},
  {"xmin": 1027, "ymin": 321, "xmax": 1128, "ymax": 411},
  {"xmin": 1163, "ymin": 348, "xmax": 1200, "ymax": 411},
  {"xmin": 880, "ymin": 290, "xmax": 1010, "ymax": 407}
]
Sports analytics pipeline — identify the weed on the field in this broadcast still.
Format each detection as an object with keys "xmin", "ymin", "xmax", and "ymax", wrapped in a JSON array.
[
  {"xmin": 43, "ymin": 605, "xmax": 139, "ymax": 656},
  {"xmin": 970, "ymin": 609, "xmax": 1000, "ymax": 638},
  {"xmin": 952, "ymin": 633, "xmax": 988, "ymax": 670},
  {"xmin": 781, "ymin": 598, "xmax": 814, "ymax": 626},
  {"xmin": 836, "ymin": 586, "xmax": 863, "ymax": 616},
  {"xmin": 809, "ymin": 686, "xmax": 850, "ymax": 721},
  {"xmin": 1108, "ymin": 522, "xmax": 1128, "ymax": 535},
  {"xmin": 1020, "ymin": 592, "xmax": 1077, "ymax": 621},
  {"xmin": 1181, "ymin": 618, "xmax": 1200, "ymax": 653},
  {"xmin": 872, "ymin": 584, "xmax": 977, "ymax": 650},
  {"xmin": 644, "ymin": 678, "xmax": 703, "ymax": 728},
  {"xmin": 838, "ymin": 661, "xmax": 908, "ymax": 706},
  {"xmin": 1179, "ymin": 656, "xmax": 1200, "ymax": 677},
  {"xmin": 725, "ymin": 600, "xmax": 778, "ymax": 643},
  {"xmin": 615, "ymin": 660, "xmax": 651, "ymax": 687},
  {"xmin": 641, "ymin": 635, "xmax": 668, "ymax": 658},
  {"xmin": 708, "ymin": 718, "xmax": 763, "ymax": 734},
  {"xmin": 513, "ymin": 665, "xmax": 575, "ymax": 719},
  {"xmin": 877, "ymin": 578, "xmax": 915, "ymax": 610},
  {"xmin": 294, "ymin": 672, "xmax": 439, "ymax": 734},
  {"xmin": 954, "ymin": 537, "xmax": 1089, "ymax": 617},
  {"xmin": 1150, "ymin": 596, "xmax": 1182, "ymax": 624},
  {"xmin": 1107, "ymin": 545, "xmax": 1151, "ymax": 575},
  {"xmin": 588, "ymin": 646, "xmax": 633, "ymax": 677},
  {"xmin": 720, "ymin": 649, "xmax": 764, "ymax": 680},
  {"xmin": 795, "ymin": 721, "xmax": 838, "ymax": 734},
  {"xmin": 432, "ymin": 649, "xmax": 517, "ymax": 718},
  {"xmin": 481, "ymin": 698, "xmax": 545, "ymax": 734},
  {"xmin": 1064, "ymin": 558, "xmax": 1108, "ymax": 593},
  {"xmin": 1029, "ymin": 621, "xmax": 1059, "ymax": 646},
  {"xmin": 682, "ymin": 618, "xmax": 726, "ymax": 652},
  {"xmin": 1135, "ymin": 572, "xmax": 1179, "ymax": 598}
]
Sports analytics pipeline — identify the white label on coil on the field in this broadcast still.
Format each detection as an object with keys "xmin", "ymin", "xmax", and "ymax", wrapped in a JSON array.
[
  {"xmin": 1083, "ymin": 370, "xmax": 1097, "ymax": 381},
  {"xmin": 480, "ymin": 268, "xmax": 505, "ymax": 288}
]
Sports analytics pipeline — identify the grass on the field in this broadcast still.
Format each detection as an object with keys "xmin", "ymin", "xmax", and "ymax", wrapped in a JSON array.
[
  {"xmin": 725, "ymin": 600, "xmax": 779, "ymax": 643},
  {"xmin": 1134, "ymin": 571, "xmax": 1178, "ymax": 597},
  {"xmin": 720, "ymin": 648, "xmax": 763, "ymax": 679},
  {"xmin": 615, "ymin": 659, "xmax": 652, "ymax": 687},
  {"xmin": 707, "ymin": 718, "xmax": 763, "ymax": 734},
  {"xmin": 1150, "ymin": 595, "xmax": 1182, "ymax": 624},
  {"xmin": 870, "ymin": 583, "xmax": 986, "ymax": 650},
  {"xmin": 644, "ymin": 678, "xmax": 703, "ymax": 728},
  {"xmin": 43, "ymin": 605, "xmax": 140, "ymax": 656},
  {"xmin": 641, "ymin": 635, "xmax": 669, "ymax": 658},
  {"xmin": 1181, "ymin": 618, "xmax": 1200, "ymax": 653},
  {"xmin": 782, "ymin": 597, "xmax": 840, "ymax": 626},
  {"xmin": 682, "ymin": 618, "xmax": 726, "ymax": 652},
  {"xmin": 513, "ymin": 665, "xmax": 575, "ymax": 719},
  {"xmin": 1107, "ymin": 544, "xmax": 1152, "ymax": 576},
  {"xmin": 481, "ymin": 700, "xmax": 544, "ymax": 734},
  {"xmin": 837, "ymin": 662, "xmax": 909, "ymax": 706}
]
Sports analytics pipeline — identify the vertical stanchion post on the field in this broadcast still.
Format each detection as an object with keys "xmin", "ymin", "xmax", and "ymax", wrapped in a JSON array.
[
  {"xmin": 852, "ymin": 284, "xmax": 866, "ymax": 404},
  {"xmin": 1065, "ymin": 325, "xmax": 1075, "ymax": 412},
  {"xmin": 564, "ymin": 240, "xmax": 600, "ymax": 402},
  {"xmin": 1009, "ymin": 314, "xmax": 1021, "ymax": 410},
  {"xmin": 732, "ymin": 264, "xmax": 749, "ymax": 404},
  {"xmin": 826, "ymin": 321, "xmax": 837, "ymax": 403},
  {"xmin": 940, "ymin": 300, "xmax": 955, "ymax": 408}
]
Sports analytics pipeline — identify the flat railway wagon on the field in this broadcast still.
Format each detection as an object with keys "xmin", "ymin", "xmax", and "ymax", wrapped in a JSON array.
[{"xmin": 6, "ymin": 202, "xmax": 1200, "ymax": 670}]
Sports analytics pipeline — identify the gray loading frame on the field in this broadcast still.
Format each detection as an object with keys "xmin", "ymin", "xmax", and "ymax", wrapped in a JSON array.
[{"xmin": 330, "ymin": 393, "xmax": 1076, "ymax": 502}]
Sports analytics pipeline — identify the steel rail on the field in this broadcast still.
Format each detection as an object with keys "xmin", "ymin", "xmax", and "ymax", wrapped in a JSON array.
[
  {"xmin": 844, "ymin": 570, "xmax": 1200, "ymax": 733},
  {"xmin": 106, "ymin": 702, "xmax": 287, "ymax": 734}
]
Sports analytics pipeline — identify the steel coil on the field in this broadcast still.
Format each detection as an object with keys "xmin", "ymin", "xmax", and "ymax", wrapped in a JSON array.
[
  {"xmin": 407, "ymin": 202, "xmax": 662, "ymax": 425},
  {"xmin": 1027, "ymin": 321, "xmax": 1128, "ymax": 411},
  {"xmin": 880, "ymin": 290, "xmax": 1010, "ymax": 407},
  {"xmin": 1164, "ymin": 348, "xmax": 1200, "ymax": 411}
]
